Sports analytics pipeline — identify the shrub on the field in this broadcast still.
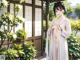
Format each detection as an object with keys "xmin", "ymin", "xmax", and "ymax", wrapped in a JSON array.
[
  {"xmin": 22, "ymin": 41, "xmax": 37, "ymax": 60},
  {"xmin": 67, "ymin": 33, "xmax": 80, "ymax": 60},
  {"xmin": 16, "ymin": 29, "xmax": 26, "ymax": 42},
  {"xmin": 0, "ymin": 41, "xmax": 37, "ymax": 60},
  {"xmin": 70, "ymin": 20, "xmax": 80, "ymax": 31}
]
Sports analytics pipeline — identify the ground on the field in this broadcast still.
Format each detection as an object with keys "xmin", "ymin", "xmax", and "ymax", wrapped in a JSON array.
[{"xmin": 35, "ymin": 56, "xmax": 46, "ymax": 60}]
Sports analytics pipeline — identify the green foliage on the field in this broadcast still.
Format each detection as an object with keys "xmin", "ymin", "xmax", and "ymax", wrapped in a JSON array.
[
  {"xmin": 49, "ymin": 10, "xmax": 54, "ymax": 21},
  {"xmin": 0, "ymin": 42, "xmax": 37, "ymax": 60},
  {"xmin": 13, "ymin": 44, "xmax": 22, "ymax": 50},
  {"xmin": 0, "ymin": 31, "xmax": 6, "ymax": 40},
  {"xmin": 22, "ymin": 42, "xmax": 37, "ymax": 60},
  {"xmin": 0, "ymin": 0, "xmax": 8, "ymax": 9},
  {"xmin": 0, "ymin": 49, "xmax": 19, "ymax": 60},
  {"xmin": 70, "ymin": 20, "xmax": 80, "ymax": 31},
  {"xmin": 67, "ymin": 33, "xmax": 80, "ymax": 60},
  {"xmin": 49, "ymin": 3, "xmax": 55, "ymax": 21},
  {"xmin": 7, "ymin": 32, "xmax": 17, "ymax": 41},
  {"xmin": 63, "ymin": 0, "xmax": 74, "ymax": 15},
  {"xmin": 67, "ymin": 19, "xmax": 80, "ymax": 60},
  {"xmin": 0, "ymin": 0, "xmax": 37, "ymax": 60},
  {"xmin": 15, "ymin": 4, "xmax": 22, "ymax": 13},
  {"xmin": 0, "ymin": 0, "xmax": 24, "ymax": 48},
  {"xmin": 16, "ymin": 29, "xmax": 26, "ymax": 41},
  {"xmin": 0, "ymin": 12, "xmax": 24, "ymax": 48},
  {"xmin": 0, "ymin": 12, "xmax": 23, "ymax": 27},
  {"xmin": 75, "ymin": 4, "xmax": 80, "ymax": 19},
  {"xmin": 5, "ymin": 49, "xmax": 19, "ymax": 60},
  {"xmin": 13, "ymin": 44, "xmax": 24, "ymax": 59}
]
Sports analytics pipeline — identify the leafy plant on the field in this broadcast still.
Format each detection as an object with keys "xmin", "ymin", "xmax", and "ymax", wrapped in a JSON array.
[
  {"xmin": 0, "ymin": 12, "xmax": 23, "ymax": 29},
  {"xmin": 0, "ymin": 41, "xmax": 37, "ymax": 60},
  {"xmin": 67, "ymin": 33, "xmax": 80, "ymax": 60},
  {"xmin": 22, "ymin": 41, "xmax": 37, "ymax": 60},
  {"xmin": 75, "ymin": 4, "xmax": 80, "ymax": 19},
  {"xmin": 70, "ymin": 20, "xmax": 80, "ymax": 31},
  {"xmin": 0, "ymin": 0, "xmax": 8, "ymax": 9},
  {"xmin": 0, "ymin": 0, "xmax": 37, "ymax": 60},
  {"xmin": 0, "ymin": 0, "xmax": 24, "ymax": 48},
  {"xmin": 5, "ymin": 49, "xmax": 18, "ymax": 60},
  {"xmin": 16, "ymin": 29, "xmax": 26, "ymax": 41}
]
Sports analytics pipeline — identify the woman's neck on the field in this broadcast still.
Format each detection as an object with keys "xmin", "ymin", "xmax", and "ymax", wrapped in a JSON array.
[{"xmin": 56, "ymin": 14, "xmax": 64, "ymax": 20}]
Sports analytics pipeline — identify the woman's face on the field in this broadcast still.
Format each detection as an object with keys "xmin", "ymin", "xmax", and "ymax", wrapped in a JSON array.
[{"xmin": 55, "ymin": 7, "xmax": 64, "ymax": 17}]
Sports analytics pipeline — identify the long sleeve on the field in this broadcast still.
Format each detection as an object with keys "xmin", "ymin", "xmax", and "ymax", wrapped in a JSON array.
[
  {"xmin": 47, "ymin": 20, "xmax": 56, "ymax": 37},
  {"xmin": 45, "ymin": 19, "xmax": 56, "ymax": 58},
  {"xmin": 61, "ymin": 19, "xmax": 71, "ymax": 38}
]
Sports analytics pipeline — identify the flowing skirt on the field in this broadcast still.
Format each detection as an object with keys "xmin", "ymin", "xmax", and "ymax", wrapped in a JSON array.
[{"xmin": 45, "ymin": 35, "xmax": 69, "ymax": 60}]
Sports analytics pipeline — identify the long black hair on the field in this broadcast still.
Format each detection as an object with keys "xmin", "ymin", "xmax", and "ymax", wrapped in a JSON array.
[{"xmin": 53, "ymin": 2, "xmax": 66, "ymax": 15}]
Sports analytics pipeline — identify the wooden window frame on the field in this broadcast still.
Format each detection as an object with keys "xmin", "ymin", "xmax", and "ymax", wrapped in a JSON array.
[{"xmin": 7, "ymin": 0, "xmax": 43, "ymax": 39}]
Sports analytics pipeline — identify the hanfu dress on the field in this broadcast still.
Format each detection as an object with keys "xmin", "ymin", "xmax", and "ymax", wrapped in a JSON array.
[{"xmin": 45, "ymin": 16, "xmax": 71, "ymax": 60}]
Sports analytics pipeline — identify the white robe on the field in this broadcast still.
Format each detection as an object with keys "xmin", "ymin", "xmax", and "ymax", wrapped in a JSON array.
[{"xmin": 45, "ymin": 16, "xmax": 71, "ymax": 60}]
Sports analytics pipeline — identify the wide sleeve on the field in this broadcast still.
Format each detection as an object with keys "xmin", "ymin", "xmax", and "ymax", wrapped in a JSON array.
[
  {"xmin": 45, "ymin": 19, "xmax": 55, "ymax": 57},
  {"xmin": 61, "ymin": 19, "xmax": 72, "ymax": 38},
  {"xmin": 47, "ymin": 20, "xmax": 55, "ymax": 37}
]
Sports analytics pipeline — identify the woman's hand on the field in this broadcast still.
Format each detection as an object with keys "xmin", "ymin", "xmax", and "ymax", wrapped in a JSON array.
[{"xmin": 59, "ymin": 25, "xmax": 65, "ymax": 32}]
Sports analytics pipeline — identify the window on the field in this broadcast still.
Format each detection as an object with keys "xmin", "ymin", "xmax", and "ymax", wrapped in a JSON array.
[
  {"xmin": 35, "ymin": 0, "xmax": 41, "ymax": 6},
  {"xmin": 9, "ymin": 0, "xmax": 42, "ymax": 38},
  {"xmin": 10, "ymin": 3, "xmax": 14, "ymax": 14},
  {"xmin": 25, "ymin": 0, "xmax": 32, "ymax": 4},
  {"xmin": 25, "ymin": 6, "xmax": 32, "ymax": 37},
  {"xmin": 35, "ymin": 8, "xmax": 42, "ymax": 36}
]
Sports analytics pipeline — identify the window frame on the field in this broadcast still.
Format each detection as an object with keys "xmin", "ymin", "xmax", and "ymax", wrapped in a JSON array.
[{"xmin": 7, "ymin": 0, "xmax": 43, "ymax": 39}]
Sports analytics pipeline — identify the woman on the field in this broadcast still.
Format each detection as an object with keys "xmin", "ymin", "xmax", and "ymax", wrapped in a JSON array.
[{"xmin": 45, "ymin": 2, "xmax": 71, "ymax": 60}]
